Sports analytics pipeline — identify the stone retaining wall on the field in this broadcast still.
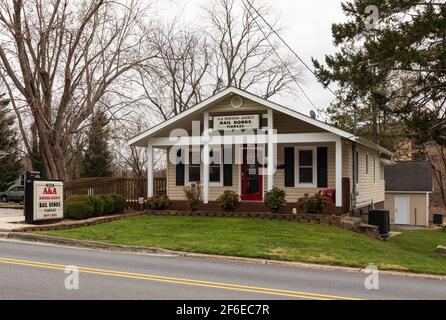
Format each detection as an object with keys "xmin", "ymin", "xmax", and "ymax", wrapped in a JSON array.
[{"xmin": 146, "ymin": 210, "xmax": 343, "ymax": 226}]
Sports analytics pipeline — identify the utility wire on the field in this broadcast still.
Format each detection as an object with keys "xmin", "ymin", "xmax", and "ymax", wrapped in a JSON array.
[
  {"xmin": 241, "ymin": 0, "xmax": 326, "ymax": 121},
  {"xmin": 243, "ymin": 0, "xmax": 338, "ymax": 98}
]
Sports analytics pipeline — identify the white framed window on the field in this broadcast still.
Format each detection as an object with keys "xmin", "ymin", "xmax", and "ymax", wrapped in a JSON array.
[
  {"xmin": 185, "ymin": 150, "xmax": 201, "ymax": 185},
  {"xmin": 294, "ymin": 147, "xmax": 317, "ymax": 188},
  {"xmin": 184, "ymin": 148, "xmax": 223, "ymax": 186},
  {"xmin": 209, "ymin": 148, "xmax": 223, "ymax": 186}
]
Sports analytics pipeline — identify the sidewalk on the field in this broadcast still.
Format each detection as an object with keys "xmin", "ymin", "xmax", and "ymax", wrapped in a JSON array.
[{"xmin": 0, "ymin": 216, "xmax": 32, "ymax": 232}]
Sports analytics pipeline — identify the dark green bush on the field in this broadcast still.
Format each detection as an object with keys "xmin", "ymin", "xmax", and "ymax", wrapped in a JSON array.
[
  {"xmin": 90, "ymin": 196, "xmax": 105, "ymax": 216},
  {"xmin": 297, "ymin": 193, "xmax": 330, "ymax": 214},
  {"xmin": 110, "ymin": 193, "xmax": 126, "ymax": 213},
  {"xmin": 217, "ymin": 191, "xmax": 240, "ymax": 212},
  {"xmin": 264, "ymin": 188, "xmax": 287, "ymax": 213},
  {"xmin": 147, "ymin": 195, "xmax": 171, "ymax": 210},
  {"xmin": 64, "ymin": 201, "xmax": 94, "ymax": 220},
  {"xmin": 98, "ymin": 194, "xmax": 115, "ymax": 215}
]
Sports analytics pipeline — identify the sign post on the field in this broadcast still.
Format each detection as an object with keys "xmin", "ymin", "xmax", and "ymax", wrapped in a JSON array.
[{"xmin": 24, "ymin": 171, "xmax": 64, "ymax": 224}]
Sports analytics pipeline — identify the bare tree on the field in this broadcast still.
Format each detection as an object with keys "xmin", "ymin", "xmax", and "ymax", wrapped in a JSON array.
[
  {"xmin": 110, "ymin": 112, "xmax": 149, "ymax": 178},
  {"xmin": 0, "ymin": 0, "xmax": 156, "ymax": 180},
  {"xmin": 205, "ymin": 0, "xmax": 301, "ymax": 98},
  {"xmin": 135, "ymin": 23, "xmax": 211, "ymax": 121}
]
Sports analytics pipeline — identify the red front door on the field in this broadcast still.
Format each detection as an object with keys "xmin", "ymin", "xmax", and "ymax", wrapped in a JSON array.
[{"xmin": 241, "ymin": 147, "xmax": 263, "ymax": 201}]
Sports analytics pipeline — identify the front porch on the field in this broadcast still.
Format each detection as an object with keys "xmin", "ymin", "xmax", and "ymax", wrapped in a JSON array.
[{"xmin": 146, "ymin": 132, "xmax": 349, "ymax": 213}]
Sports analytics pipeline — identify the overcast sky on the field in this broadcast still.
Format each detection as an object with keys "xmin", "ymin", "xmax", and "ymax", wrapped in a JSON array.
[{"xmin": 162, "ymin": 0, "xmax": 347, "ymax": 118}]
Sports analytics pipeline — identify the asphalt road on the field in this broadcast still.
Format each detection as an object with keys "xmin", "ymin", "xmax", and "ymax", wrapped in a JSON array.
[{"xmin": 0, "ymin": 239, "xmax": 445, "ymax": 300}]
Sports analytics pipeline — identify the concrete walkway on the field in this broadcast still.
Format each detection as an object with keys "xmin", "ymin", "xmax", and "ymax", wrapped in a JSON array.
[{"xmin": 0, "ymin": 210, "xmax": 31, "ymax": 231}]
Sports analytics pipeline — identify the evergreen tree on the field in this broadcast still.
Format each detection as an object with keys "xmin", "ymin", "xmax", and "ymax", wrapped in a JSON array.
[
  {"xmin": 312, "ymin": 1, "xmax": 446, "ymax": 148},
  {"xmin": 80, "ymin": 110, "xmax": 112, "ymax": 178},
  {"xmin": 0, "ymin": 94, "xmax": 22, "ymax": 191}
]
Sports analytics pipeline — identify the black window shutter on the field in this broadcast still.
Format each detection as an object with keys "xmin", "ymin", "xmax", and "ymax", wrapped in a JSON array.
[
  {"xmin": 317, "ymin": 147, "xmax": 328, "ymax": 188},
  {"xmin": 223, "ymin": 148, "xmax": 232, "ymax": 187},
  {"xmin": 284, "ymin": 147, "xmax": 295, "ymax": 187},
  {"xmin": 176, "ymin": 149, "xmax": 185, "ymax": 186}
]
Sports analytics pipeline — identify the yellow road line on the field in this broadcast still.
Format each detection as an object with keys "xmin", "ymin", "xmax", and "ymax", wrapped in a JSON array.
[{"xmin": 0, "ymin": 257, "xmax": 362, "ymax": 300}]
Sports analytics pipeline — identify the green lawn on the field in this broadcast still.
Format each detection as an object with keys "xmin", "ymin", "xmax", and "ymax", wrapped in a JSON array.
[{"xmin": 39, "ymin": 216, "xmax": 446, "ymax": 275}]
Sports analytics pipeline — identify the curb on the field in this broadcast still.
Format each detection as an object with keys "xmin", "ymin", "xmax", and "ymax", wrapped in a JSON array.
[
  {"xmin": 2, "ymin": 232, "xmax": 446, "ymax": 281},
  {"xmin": 4, "ymin": 232, "xmax": 175, "ymax": 255}
]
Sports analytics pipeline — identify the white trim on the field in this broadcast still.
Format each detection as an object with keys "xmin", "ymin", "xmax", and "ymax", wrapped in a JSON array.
[
  {"xmin": 335, "ymin": 139, "xmax": 343, "ymax": 207},
  {"xmin": 386, "ymin": 191, "xmax": 433, "ymax": 194},
  {"xmin": 147, "ymin": 133, "xmax": 341, "ymax": 147},
  {"xmin": 203, "ymin": 145, "xmax": 209, "ymax": 204},
  {"xmin": 267, "ymin": 109, "xmax": 274, "ymax": 192},
  {"xmin": 147, "ymin": 144, "xmax": 153, "ymax": 197},
  {"xmin": 203, "ymin": 112, "xmax": 209, "ymax": 204},
  {"xmin": 294, "ymin": 147, "xmax": 317, "ymax": 188},
  {"xmin": 426, "ymin": 192, "xmax": 430, "ymax": 227},
  {"xmin": 128, "ymin": 87, "xmax": 393, "ymax": 157}
]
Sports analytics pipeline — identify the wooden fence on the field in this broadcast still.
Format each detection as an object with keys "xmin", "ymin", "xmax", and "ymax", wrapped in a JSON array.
[{"xmin": 64, "ymin": 177, "xmax": 166, "ymax": 209}]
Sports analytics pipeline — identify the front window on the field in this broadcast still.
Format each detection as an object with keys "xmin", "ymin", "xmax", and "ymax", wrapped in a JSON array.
[
  {"xmin": 185, "ymin": 148, "xmax": 223, "ymax": 184},
  {"xmin": 209, "ymin": 149, "xmax": 221, "ymax": 183},
  {"xmin": 296, "ymin": 148, "xmax": 316, "ymax": 186},
  {"xmin": 188, "ymin": 151, "xmax": 201, "ymax": 183}
]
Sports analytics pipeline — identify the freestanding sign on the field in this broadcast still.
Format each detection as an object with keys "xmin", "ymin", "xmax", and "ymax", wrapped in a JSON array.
[
  {"xmin": 32, "ymin": 181, "xmax": 64, "ymax": 221},
  {"xmin": 24, "ymin": 171, "xmax": 64, "ymax": 224}
]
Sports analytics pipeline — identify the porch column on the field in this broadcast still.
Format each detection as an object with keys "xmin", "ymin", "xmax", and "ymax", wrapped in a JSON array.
[
  {"xmin": 267, "ymin": 109, "xmax": 275, "ymax": 191},
  {"xmin": 335, "ymin": 139, "xmax": 342, "ymax": 207},
  {"xmin": 147, "ymin": 144, "xmax": 154, "ymax": 198},
  {"xmin": 203, "ymin": 112, "xmax": 209, "ymax": 204}
]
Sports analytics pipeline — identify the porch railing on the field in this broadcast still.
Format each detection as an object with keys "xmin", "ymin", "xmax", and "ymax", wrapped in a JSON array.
[{"xmin": 64, "ymin": 177, "xmax": 167, "ymax": 209}]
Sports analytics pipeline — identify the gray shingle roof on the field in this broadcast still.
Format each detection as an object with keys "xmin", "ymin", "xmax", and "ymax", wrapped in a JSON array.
[{"xmin": 385, "ymin": 161, "xmax": 433, "ymax": 192}]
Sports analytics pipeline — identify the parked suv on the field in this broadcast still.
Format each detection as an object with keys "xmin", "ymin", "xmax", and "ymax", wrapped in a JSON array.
[{"xmin": 0, "ymin": 185, "xmax": 25, "ymax": 203}]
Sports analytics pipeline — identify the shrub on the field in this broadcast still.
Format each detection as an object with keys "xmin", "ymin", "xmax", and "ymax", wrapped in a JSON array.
[
  {"xmin": 64, "ymin": 201, "xmax": 94, "ymax": 220},
  {"xmin": 217, "ymin": 191, "xmax": 241, "ymax": 212},
  {"xmin": 147, "ymin": 195, "xmax": 171, "ymax": 210},
  {"xmin": 184, "ymin": 182, "xmax": 202, "ymax": 211},
  {"xmin": 98, "ymin": 194, "xmax": 115, "ymax": 215},
  {"xmin": 90, "ymin": 196, "xmax": 105, "ymax": 216},
  {"xmin": 297, "ymin": 193, "xmax": 330, "ymax": 214},
  {"xmin": 442, "ymin": 225, "xmax": 446, "ymax": 233},
  {"xmin": 264, "ymin": 188, "xmax": 287, "ymax": 213},
  {"xmin": 110, "ymin": 193, "xmax": 126, "ymax": 213}
]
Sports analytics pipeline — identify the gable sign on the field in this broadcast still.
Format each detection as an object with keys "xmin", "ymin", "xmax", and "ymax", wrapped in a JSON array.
[
  {"xmin": 213, "ymin": 114, "xmax": 260, "ymax": 130},
  {"xmin": 33, "ymin": 181, "xmax": 64, "ymax": 221}
]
